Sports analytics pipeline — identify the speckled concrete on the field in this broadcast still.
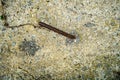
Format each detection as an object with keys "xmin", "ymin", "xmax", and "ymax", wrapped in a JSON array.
[{"xmin": 0, "ymin": 0, "xmax": 120, "ymax": 80}]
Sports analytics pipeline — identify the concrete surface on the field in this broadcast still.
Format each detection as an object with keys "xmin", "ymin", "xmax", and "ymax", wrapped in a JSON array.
[{"xmin": 0, "ymin": 0, "xmax": 120, "ymax": 80}]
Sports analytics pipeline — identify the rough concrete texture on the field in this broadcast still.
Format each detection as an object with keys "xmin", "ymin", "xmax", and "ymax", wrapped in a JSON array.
[{"xmin": 0, "ymin": 0, "xmax": 120, "ymax": 80}]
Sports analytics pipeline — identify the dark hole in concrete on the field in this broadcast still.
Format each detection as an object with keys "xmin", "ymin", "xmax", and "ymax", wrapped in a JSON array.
[
  {"xmin": 19, "ymin": 39, "xmax": 40, "ymax": 56},
  {"xmin": 66, "ymin": 31, "xmax": 80, "ymax": 45}
]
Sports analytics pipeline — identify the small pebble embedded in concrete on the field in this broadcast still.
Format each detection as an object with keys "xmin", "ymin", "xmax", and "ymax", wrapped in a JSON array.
[{"xmin": 84, "ymin": 22, "xmax": 96, "ymax": 27}]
